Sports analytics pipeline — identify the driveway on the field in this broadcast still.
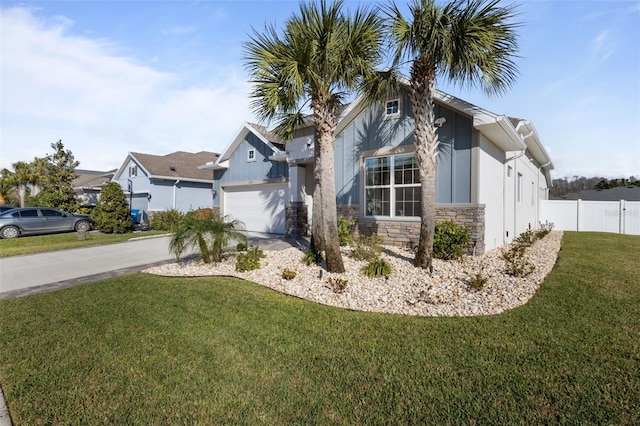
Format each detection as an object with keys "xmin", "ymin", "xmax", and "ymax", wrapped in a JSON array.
[{"xmin": 0, "ymin": 232, "xmax": 307, "ymax": 299}]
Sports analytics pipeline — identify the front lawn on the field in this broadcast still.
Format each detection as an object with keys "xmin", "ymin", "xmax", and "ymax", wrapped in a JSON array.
[
  {"xmin": 0, "ymin": 232, "xmax": 638, "ymax": 424},
  {"xmin": 0, "ymin": 230, "xmax": 169, "ymax": 257}
]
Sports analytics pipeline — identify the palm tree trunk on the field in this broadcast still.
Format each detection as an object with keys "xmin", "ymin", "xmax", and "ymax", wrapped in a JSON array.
[
  {"xmin": 411, "ymin": 60, "xmax": 439, "ymax": 271},
  {"xmin": 313, "ymin": 97, "xmax": 345, "ymax": 273},
  {"xmin": 312, "ymin": 138, "xmax": 325, "ymax": 253}
]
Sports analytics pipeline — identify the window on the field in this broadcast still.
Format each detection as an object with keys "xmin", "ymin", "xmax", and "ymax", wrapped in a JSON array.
[
  {"xmin": 517, "ymin": 172, "xmax": 523, "ymax": 203},
  {"xmin": 128, "ymin": 166, "xmax": 137, "ymax": 177},
  {"xmin": 365, "ymin": 154, "xmax": 420, "ymax": 218},
  {"xmin": 247, "ymin": 148, "xmax": 256, "ymax": 162},
  {"xmin": 41, "ymin": 209, "xmax": 64, "ymax": 217},
  {"xmin": 384, "ymin": 99, "xmax": 400, "ymax": 118},
  {"xmin": 507, "ymin": 166, "xmax": 512, "ymax": 178}
]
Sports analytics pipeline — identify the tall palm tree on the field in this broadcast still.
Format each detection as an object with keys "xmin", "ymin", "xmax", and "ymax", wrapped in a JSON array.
[
  {"xmin": 244, "ymin": 0, "xmax": 385, "ymax": 273},
  {"xmin": 169, "ymin": 211, "xmax": 246, "ymax": 264},
  {"xmin": 3, "ymin": 161, "xmax": 34, "ymax": 207},
  {"xmin": 385, "ymin": 0, "xmax": 520, "ymax": 270}
]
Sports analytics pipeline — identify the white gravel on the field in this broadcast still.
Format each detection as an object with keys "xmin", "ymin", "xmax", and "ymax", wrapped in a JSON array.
[{"xmin": 143, "ymin": 231, "xmax": 563, "ymax": 317}]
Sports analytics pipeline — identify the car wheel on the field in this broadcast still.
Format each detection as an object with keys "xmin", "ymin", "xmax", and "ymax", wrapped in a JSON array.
[
  {"xmin": 0, "ymin": 226, "xmax": 20, "ymax": 239},
  {"xmin": 75, "ymin": 220, "xmax": 91, "ymax": 232}
]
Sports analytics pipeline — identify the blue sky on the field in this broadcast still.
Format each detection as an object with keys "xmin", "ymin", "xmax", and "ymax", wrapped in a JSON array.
[{"xmin": 1, "ymin": 0, "xmax": 639, "ymax": 180}]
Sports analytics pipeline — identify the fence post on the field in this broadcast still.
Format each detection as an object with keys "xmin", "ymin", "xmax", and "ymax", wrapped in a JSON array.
[
  {"xmin": 620, "ymin": 200, "xmax": 626, "ymax": 234},
  {"xmin": 576, "ymin": 199, "xmax": 581, "ymax": 231}
]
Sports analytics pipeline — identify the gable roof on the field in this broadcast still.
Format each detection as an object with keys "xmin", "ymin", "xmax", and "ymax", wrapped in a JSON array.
[
  {"xmin": 199, "ymin": 122, "xmax": 287, "ymax": 170},
  {"xmin": 116, "ymin": 151, "xmax": 218, "ymax": 182},
  {"xmin": 73, "ymin": 169, "xmax": 116, "ymax": 190}
]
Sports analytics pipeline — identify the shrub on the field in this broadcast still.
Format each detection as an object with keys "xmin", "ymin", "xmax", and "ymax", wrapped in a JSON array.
[
  {"xmin": 337, "ymin": 216, "xmax": 356, "ymax": 246},
  {"xmin": 363, "ymin": 258, "xmax": 392, "ymax": 278},
  {"xmin": 468, "ymin": 268, "xmax": 489, "ymax": 291},
  {"xmin": 536, "ymin": 221, "xmax": 554, "ymax": 240},
  {"xmin": 90, "ymin": 182, "xmax": 131, "ymax": 234},
  {"xmin": 502, "ymin": 244, "xmax": 535, "ymax": 277},
  {"xmin": 433, "ymin": 221, "xmax": 470, "ymax": 260},
  {"xmin": 236, "ymin": 242, "xmax": 248, "ymax": 252},
  {"xmin": 327, "ymin": 277, "xmax": 348, "ymax": 293},
  {"xmin": 150, "ymin": 209, "xmax": 184, "ymax": 232},
  {"xmin": 302, "ymin": 245, "xmax": 323, "ymax": 266},
  {"xmin": 235, "ymin": 246, "xmax": 266, "ymax": 272},
  {"xmin": 351, "ymin": 234, "xmax": 383, "ymax": 261},
  {"xmin": 193, "ymin": 208, "xmax": 213, "ymax": 221},
  {"xmin": 282, "ymin": 268, "xmax": 297, "ymax": 280}
]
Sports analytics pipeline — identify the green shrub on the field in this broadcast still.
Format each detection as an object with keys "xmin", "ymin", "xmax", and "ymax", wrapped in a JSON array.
[
  {"xmin": 468, "ymin": 270, "xmax": 489, "ymax": 291},
  {"xmin": 327, "ymin": 277, "xmax": 348, "ymax": 293},
  {"xmin": 282, "ymin": 268, "xmax": 297, "ymax": 280},
  {"xmin": 351, "ymin": 234, "xmax": 383, "ymax": 261},
  {"xmin": 302, "ymin": 245, "xmax": 323, "ymax": 266},
  {"xmin": 193, "ymin": 208, "xmax": 213, "ymax": 221},
  {"xmin": 90, "ymin": 182, "xmax": 131, "ymax": 234},
  {"xmin": 433, "ymin": 221, "xmax": 470, "ymax": 260},
  {"xmin": 235, "ymin": 246, "xmax": 266, "ymax": 272},
  {"xmin": 536, "ymin": 221, "xmax": 554, "ymax": 240},
  {"xmin": 502, "ymin": 244, "xmax": 535, "ymax": 277},
  {"xmin": 363, "ymin": 258, "xmax": 392, "ymax": 278},
  {"xmin": 337, "ymin": 216, "xmax": 356, "ymax": 246},
  {"xmin": 150, "ymin": 209, "xmax": 184, "ymax": 232},
  {"xmin": 236, "ymin": 242, "xmax": 248, "ymax": 252}
]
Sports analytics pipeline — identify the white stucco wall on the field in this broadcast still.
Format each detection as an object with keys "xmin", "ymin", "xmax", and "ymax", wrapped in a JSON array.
[{"xmin": 477, "ymin": 135, "xmax": 507, "ymax": 251}]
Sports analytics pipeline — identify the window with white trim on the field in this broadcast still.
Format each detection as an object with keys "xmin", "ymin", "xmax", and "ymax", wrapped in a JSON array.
[
  {"xmin": 247, "ymin": 148, "xmax": 256, "ymax": 162},
  {"xmin": 384, "ymin": 99, "xmax": 400, "ymax": 119},
  {"xmin": 517, "ymin": 172, "xmax": 523, "ymax": 204},
  {"xmin": 364, "ymin": 154, "xmax": 421, "ymax": 217}
]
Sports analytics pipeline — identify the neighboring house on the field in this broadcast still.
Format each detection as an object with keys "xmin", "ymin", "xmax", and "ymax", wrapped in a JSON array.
[
  {"xmin": 202, "ymin": 85, "xmax": 552, "ymax": 254},
  {"xmin": 73, "ymin": 169, "xmax": 116, "ymax": 207},
  {"xmin": 577, "ymin": 186, "xmax": 640, "ymax": 201},
  {"xmin": 113, "ymin": 151, "xmax": 218, "ymax": 220}
]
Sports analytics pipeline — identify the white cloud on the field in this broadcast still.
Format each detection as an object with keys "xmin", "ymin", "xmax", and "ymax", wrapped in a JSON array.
[
  {"xmin": 590, "ymin": 29, "xmax": 615, "ymax": 63},
  {"xmin": 0, "ymin": 6, "xmax": 253, "ymax": 171}
]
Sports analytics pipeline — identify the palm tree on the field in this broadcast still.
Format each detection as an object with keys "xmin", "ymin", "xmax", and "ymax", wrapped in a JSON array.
[
  {"xmin": 169, "ymin": 210, "xmax": 246, "ymax": 264},
  {"xmin": 3, "ymin": 161, "xmax": 34, "ymax": 207},
  {"xmin": 0, "ymin": 177, "xmax": 16, "ymax": 206},
  {"xmin": 244, "ymin": 0, "xmax": 385, "ymax": 273},
  {"xmin": 385, "ymin": 0, "xmax": 520, "ymax": 270}
]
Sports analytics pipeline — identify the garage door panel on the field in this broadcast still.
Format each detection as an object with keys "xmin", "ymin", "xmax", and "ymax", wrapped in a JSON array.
[{"xmin": 224, "ymin": 184, "xmax": 287, "ymax": 234}]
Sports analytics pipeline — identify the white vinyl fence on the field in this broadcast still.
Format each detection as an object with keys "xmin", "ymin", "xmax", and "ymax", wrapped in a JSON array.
[{"xmin": 540, "ymin": 199, "xmax": 640, "ymax": 235}]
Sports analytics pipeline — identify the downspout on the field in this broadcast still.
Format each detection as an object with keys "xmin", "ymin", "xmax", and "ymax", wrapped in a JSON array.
[
  {"xmin": 504, "ymin": 149, "xmax": 526, "ymax": 244},
  {"xmin": 173, "ymin": 179, "xmax": 180, "ymax": 209}
]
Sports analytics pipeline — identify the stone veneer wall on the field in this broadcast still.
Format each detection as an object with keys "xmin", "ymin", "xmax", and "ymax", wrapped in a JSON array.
[
  {"xmin": 285, "ymin": 202, "xmax": 308, "ymax": 237},
  {"xmin": 337, "ymin": 204, "xmax": 485, "ymax": 255}
]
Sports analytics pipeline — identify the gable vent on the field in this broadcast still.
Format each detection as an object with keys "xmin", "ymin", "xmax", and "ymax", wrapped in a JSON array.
[{"xmin": 170, "ymin": 166, "xmax": 177, "ymax": 172}]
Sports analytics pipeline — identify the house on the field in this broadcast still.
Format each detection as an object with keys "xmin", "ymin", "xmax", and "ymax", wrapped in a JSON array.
[
  {"xmin": 73, "ymin": 169, "xmax": 116, "ymax": 207},
  {"xmin": 201, "ymin": 86, "xmax": 552, "ymax": 254},
  {"xmin": 577, "ymin": 186, "xmax": 640, "ymax": 201},
  {"xmin": 113, "ymin": 151, "xmax": 218, "ymax": 220}
]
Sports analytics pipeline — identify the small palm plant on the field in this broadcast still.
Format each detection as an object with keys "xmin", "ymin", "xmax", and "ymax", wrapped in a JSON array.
[{"xmin": 169, "ymin": 210, "xmax": 246, "ymax": 263}]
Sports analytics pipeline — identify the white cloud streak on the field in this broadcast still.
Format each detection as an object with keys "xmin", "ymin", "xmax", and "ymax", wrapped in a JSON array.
[{"xmin": 0, "ymin": 6, "xmax": 253, "ymax": 171}]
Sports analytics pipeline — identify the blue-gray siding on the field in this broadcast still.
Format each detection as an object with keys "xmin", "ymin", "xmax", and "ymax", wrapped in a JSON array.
[
  {"xmin": 212, "ymin": 131, "xmax": 288, "ymax": 207},
  {"xmin": 334, "ymin": 93, "xmax": 473, "ymax": 205}
]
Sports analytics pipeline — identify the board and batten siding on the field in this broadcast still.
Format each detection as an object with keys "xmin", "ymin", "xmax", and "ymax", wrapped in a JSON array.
[
  {"xmin": 333, "ymin": 92, "xmax": 473, "ymax": 206},
  {"xmin": 212, "ymin": 131, "xmax": 288, "ymax": 207}
]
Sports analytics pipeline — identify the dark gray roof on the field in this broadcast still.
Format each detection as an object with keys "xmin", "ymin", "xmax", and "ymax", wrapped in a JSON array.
[
  {"xmin": 73, "ymin": 169, "xmax": 116, "ymax": 189},
  {"xmin": 578, "ymin": 187, "xmax": 640, "ymax": 201},
  {"xmin": 130, "ymin": 151, "xmax": 218, "ymax": 181}
]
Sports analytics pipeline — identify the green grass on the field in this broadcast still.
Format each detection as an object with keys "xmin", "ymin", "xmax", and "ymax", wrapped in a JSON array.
[
  {"xmin": 0, "ymin": 232, "xmax": 638, "ymax": 424},
  {"xmin": 0, "ymin": 230, "xmax": 169, "ymax": 257}
]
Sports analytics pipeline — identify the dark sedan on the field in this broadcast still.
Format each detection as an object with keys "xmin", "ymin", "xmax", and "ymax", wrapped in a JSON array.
[{"xmin": 0, "ymin": 207, "xmax": 93, "ymax": 239}]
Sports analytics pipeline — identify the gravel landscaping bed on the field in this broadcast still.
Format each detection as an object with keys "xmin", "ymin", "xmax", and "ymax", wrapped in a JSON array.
[{"xmin": 143, "ymin": 231, "xmax": 563, "ymax": 317}]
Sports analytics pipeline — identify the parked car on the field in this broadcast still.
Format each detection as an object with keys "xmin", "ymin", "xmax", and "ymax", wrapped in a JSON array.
[
  {"xmin": 0, "ymin": 207, "xmax": 93, "ymax": 239},
  {"xmin": 0, "ymin": 206, "xmax": 16, "ymax": 213}
]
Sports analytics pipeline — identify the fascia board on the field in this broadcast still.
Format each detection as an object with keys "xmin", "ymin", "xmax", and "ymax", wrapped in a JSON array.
[
  {"xmin": 149, "ymin": 175, "xmax": 214, "ymax": 184},
  {"xmin": 519, "ymin": 120, "xmax": 554, "ymax": 170},
  {"xmin": 474, "ymin": 115, "xmax": 526, "ymax": 152}
]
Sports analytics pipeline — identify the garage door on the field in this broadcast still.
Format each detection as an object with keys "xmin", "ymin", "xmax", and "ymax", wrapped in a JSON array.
[{"xmin": 223, "ymin": 184, "xmax": 287, "ymax": 234}]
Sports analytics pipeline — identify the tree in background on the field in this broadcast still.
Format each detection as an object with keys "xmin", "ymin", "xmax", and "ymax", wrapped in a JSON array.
[
  {"xmin": 244, "ymin": 0, "xmax": 385, "ymax": 273},
  {"xmin": 384, "ymin": 0, "xmax": 520, "ymax": 270},
  {"xmin": 0, "ymin": 176, "xmax": 18, "ymax": 206},
  {"xmin": 90, "ymin": 182, "xmax": 131, "ymax": 233},
  {"xmin": 30, "ymin": 140, "xmax": 80, "ymax": 212},
  {"xmin": 1, "ymin": 161, "xmax": 34, "ymax": 207}
]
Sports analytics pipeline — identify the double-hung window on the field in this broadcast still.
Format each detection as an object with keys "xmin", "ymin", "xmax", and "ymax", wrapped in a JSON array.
[
  {"xmin": 384, "ymin": 99, "xmax": 400, "ymax": 119},
  {"xmin": 364, "ymin": 154, "xmax": 421, "ymax": 218}
]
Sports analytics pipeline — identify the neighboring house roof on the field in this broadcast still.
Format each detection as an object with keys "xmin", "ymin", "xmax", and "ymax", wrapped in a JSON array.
[
  {"xmin": 578, "ymin": 187, "xmax": 640, "ymax": 201},
  {"xmin": 115, "ymin": 151, "xmax": 218, "ymax": 182},
  {"xmin": 73, "ymin": 169, "xmax": 116, "ymax": 190}
]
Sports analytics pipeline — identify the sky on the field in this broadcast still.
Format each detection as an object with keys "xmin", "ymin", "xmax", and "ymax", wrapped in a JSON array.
[{"xmin": 1, "ymin": 0, "xmax": 639, "ymax": 180}]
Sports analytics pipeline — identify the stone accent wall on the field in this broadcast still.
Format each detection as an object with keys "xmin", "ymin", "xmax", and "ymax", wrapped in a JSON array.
[
  {"xmin": 337, "ymin": 204, "xmax": 485, "ymax": 255},
  {"xmin": 285, "ymin": 202, "xmax": 308, "ymax": 237}
]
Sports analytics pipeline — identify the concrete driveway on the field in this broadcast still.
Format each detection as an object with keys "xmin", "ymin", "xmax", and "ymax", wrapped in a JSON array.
[{"xmin": 0, "ymin": 232, "xmax": 308, "ymax": 299}]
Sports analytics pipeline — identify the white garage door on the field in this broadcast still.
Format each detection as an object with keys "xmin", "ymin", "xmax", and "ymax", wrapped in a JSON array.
[{"xmin": 223, "ymin": 184, "xmax": 287, "ymax": 234}]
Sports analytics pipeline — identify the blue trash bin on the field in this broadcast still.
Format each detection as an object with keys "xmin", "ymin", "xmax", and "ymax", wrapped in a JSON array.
[{"xmin": 131, "ymin": 209, "xmax": 141, "ymax": 225}]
